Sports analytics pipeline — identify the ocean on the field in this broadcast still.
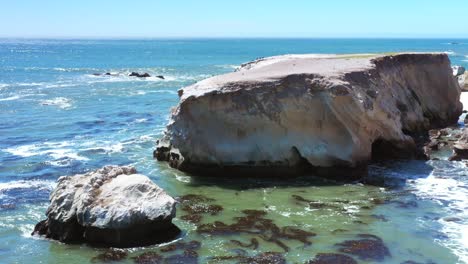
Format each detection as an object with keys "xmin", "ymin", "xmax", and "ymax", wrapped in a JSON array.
[{"xmin": 0, "ymin": 39, "xmax": 467, "ymax": 263}]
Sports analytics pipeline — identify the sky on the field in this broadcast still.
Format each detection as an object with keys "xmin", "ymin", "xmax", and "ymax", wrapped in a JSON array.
[{"xmin": 0, "ymin": 0, "xmax": 467, "ymax": 38}]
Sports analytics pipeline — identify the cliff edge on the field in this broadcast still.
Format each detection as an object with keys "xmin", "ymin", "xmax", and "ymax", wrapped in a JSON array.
[{"xmin": 156, "ymin": 53, "xmax": 462, "ymax": 178}]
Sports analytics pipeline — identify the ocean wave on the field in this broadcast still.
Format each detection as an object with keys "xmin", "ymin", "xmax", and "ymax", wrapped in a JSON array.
[
  {"xmin": 0, "ymin": 93, "xmax": 46, "ymax": 102},
  {"xmin": 80, "ymin": 141, "xmax": 124, "ymax": 155},
  {"xmin": 150, "ymin": 90, "xmax": 178, "ymax": 95},
  {"xmin": 444, "ymin": 51, "xmax": 456, "ymax": 55},
  {"xmin": 0, "ymin": 95, "xmax": 23, "ymax": 102},
  {"xmin": 215, "ymin": 64, "xmax": 239, "ymax": 70},
  {"xmin": 0, "ymin": 180, "xmax": 56, "ymax": 194},
  {"xmin": 85, "ymin": 71, "xmax": 168, "ymax": 83},
  {"xmin": 43, "ymin": 83, "xmax": 80, "ymax": 89},
  {"xmin": 4, "ymin": 141, "xmax": 89, "ymax": 163},
  {"xmin": 40, "ymin": 97, "xmax": 73, "ymax": 109},
  {"xmin": 0, "ymin": 83, "xmax": 8, "ymax": 89},
  {"xmin": 412, "ymin": 161, "xmax": 468, "ymax": 263},
  {"xmin": 3, "ymin": 139, "xmax": 126, "ymax": 167},
  {"xmin": 84, "ymin": 71, "xmax": 211, "ymax": 84}
]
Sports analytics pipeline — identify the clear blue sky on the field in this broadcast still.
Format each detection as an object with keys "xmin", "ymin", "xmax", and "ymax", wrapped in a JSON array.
[{"xmin": 1, "ymin": 0, "xmax": 467, "ymax": 38}]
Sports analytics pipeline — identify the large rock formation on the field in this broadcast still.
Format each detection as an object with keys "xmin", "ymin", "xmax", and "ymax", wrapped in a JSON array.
[
  {"xmin": 155, "ymin": 53, "xmax": 462, "ymax": 178},
  {"xmin": 32, "ymin": 166, "xmax": 180, "ymax": 247}
]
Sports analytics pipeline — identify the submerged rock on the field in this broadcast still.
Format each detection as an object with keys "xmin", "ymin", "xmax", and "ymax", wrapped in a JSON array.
[
  {"xmin": 336, "ymin": 234, "xmax": 390, "ymax": 261},
  {"xmin": 155, "ymin": 53, "xmax": 462, "ymax": 178},
  {"xmin": 32, "ymin": 165, "xmax": 180, "ymax": 247},
  {"xmin": 306, "ymin": 253, "xmax": 358, "ymax": 264},
  {"xmin": 197, "ymin": 209, "xmax": 316, "ymax": 252},
  {"xmin": 92, "ymin": 249, "xmax": 128, "ymax": 262}
]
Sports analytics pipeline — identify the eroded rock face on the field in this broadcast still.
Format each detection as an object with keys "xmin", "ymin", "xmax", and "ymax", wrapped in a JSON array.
[
  {"xmin": 459, "ymin": 72, "xmax": 468, "ymax": 91},
  {"xmin": 156, "ymin": 53, "xmax": 462, "ymax": 178},
  {"xmin": 32, "ymin": 165, "xmax": 180, "ymax": 247},
  {"xmin": 449, "ymin": 129, "xmax": 468, "ymax": 161},
  {"xmin": 453, "ymin": 66, "xmax": 466, "ymax": 77}
]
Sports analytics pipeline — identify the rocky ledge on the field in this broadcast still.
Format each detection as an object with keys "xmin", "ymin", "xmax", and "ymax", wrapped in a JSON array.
[
  {"xmin": 155, "ymin": 53, "xmax": 463, "ymax": 178},
  {"xmin": 32, "ymin": 165, "xmax": 180, "ymax": 247}
]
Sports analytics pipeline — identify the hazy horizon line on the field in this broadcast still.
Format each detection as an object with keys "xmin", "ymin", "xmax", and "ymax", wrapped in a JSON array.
[{"xmin": 1, "ymin": 36, "xmax": 468, "ymax": 40}]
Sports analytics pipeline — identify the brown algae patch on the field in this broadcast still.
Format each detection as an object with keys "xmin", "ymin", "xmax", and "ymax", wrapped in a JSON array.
[
  {"xmin": 306, "ymin": 253, "xmax": 358, "ymax": 264},
  {"xmin": 178, "ymin": 194, "xmax": 223, "ymax": 224},
  {"xmin": 132, "ymin": 240, "xmax": 201, "ymax": 264},
  {"xmin": 336, "ymin": 234, "xmax": 390, "ymax": 261},
  {"xmin": 209, "ymin": 252, "xmax": 286, "ymax": 264},
  {"xmin": 197, "ymin": 209, "xmax": 316, "ymax": 252},
  {"xmin": 92, "ymin": 249, "xmax": 128, "ymax": 262}
]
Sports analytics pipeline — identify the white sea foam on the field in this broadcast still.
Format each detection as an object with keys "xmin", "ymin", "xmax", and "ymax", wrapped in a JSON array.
[
  {"xmin": 0, "ymin": 180, "xmax": 56, "ymax": 193},
  {"xmin": 40, "ymin": 97, "xmax": 73, "ymax": 109},
  {"xmin": 80, "ymin": 141, "xmax": 124, "ymax": 154},
  {"xmin": 411, "ymin": 162, "xmax": 468, "ymax": 264},
  {"xmin": 16, "ymin": 82, "xmax": 44, "ymax": 87},
  {"xmin": 4, "ymin": 141, "xmax": 89, "ymax": 163},
  {"xmin": 134, "ymin": 118, "xmax": 148, "ymax": 123},
  {"xmin": 84, "ymin": 71, "xmax": 210, "ymax": 84},
  {"xmin": 0, "ymin": 95, "xmax": 23, "ymax": 101},
  {"xmin": 43, "ymin": 83, "xmax": 79, "ymax": 89},
  {"xmin": 445, "ymin": 51, "xmax": 456, "ymax": 55},
  {"xmin": 216, "ymin": 64, "xmax": 239, "ymax": 70},
  {"xmin": 0, "ymin": 83, "xmax": 8, "ymax": 89}
]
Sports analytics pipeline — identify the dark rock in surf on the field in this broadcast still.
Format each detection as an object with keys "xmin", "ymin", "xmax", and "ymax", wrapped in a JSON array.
[{"xmin": 129, "ymin": 72, "xmax": 151, "ymax": 78}]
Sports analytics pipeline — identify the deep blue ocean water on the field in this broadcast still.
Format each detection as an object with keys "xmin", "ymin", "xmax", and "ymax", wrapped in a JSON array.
[{"xmin": 1, "ymin": 39, "xmax": 468, "ymax": 263}]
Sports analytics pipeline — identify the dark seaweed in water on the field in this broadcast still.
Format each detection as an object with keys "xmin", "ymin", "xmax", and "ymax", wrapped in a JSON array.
[
  {"xmin": 179, "ymin": 194, "xmax": 215, "ymax": 203},
  {"xmin": 133, "ymin": 252, "xmax": 163, "ymax": 264},
  {"xmin": 230, "ymin": 238, "xmax": 259, "ymax": 250},
  {"xmin": 292, "ymin": 194, "xmax": 334, "ymax": 209},
  {"xmin": 336, "ymin": 234, "xmax": 390, "ymax": 261},
  {"xmin": 92, "ymin": 249, "xmax": 128, "ymax": 262},
  {"xmin": 160, "ymin": 240, "xmax": 201, "ymax": 253},
  {"xmin": 180, "ymin": 214, "xmax": 203, "ymax": 223},
  {"xmin": 133, "ymin": 241, "xmax": 201, "ymax": 264},
  {"xmin": 210, "ymin": 252, "xmax": 286, "ymax": 264},
  {"xmin": 306, "ymin": 253, "xmax": 358, "ymax": 264},
  {"xmin": 198, "ymin": 209, "xmax": 316, "ymax": 252},
  {"xmin": 178, "ymin": 194, "xmax": 223, "ymax": 223},
  {"xmin": 164, "ymin": 249, "xmax": 198, "ymax": 264}
]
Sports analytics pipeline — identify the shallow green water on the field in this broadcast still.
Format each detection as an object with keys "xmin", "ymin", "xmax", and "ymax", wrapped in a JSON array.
[{"xmin": 2, "ymin": 161, "xmax": 464, "ymax": 264}]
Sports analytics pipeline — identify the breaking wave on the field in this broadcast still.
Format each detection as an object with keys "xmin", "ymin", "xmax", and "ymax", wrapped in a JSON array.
[{"xmin": 40, "ymin": 97, "xmax": 73, "ymax": 109}]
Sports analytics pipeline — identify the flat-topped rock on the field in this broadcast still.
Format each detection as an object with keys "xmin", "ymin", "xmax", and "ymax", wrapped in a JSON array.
[
  {"xmin": 32, "ymin": 165, "xmax": 180, "ymax": 247},
  {"xmin": 156, "ymin": 53, "xmax": 462, "ymax": 178}
]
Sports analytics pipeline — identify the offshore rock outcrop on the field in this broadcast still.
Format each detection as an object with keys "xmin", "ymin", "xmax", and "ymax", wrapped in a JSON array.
[
  {"xmin": 32, "ymin": 165, "xmax": 180, "ymax": 247},
  {"xmin": 156, "ymin": 53, "xmax": 462, "ymax": 178}
]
